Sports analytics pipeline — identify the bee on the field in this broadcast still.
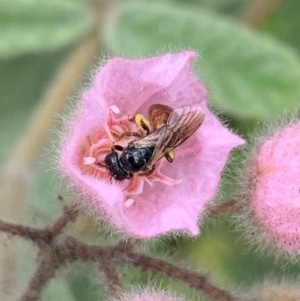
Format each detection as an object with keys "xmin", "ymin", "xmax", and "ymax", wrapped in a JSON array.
[{"xmin": 104, "ymin": 104, "xmax": 205, "ymax": 181}]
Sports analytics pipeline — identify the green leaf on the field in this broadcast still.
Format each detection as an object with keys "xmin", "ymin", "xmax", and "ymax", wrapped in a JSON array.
[
  {"xmin": 262, "ymin": 0, "xmax": 300, "ymax": 51},
  {"xmin": 68, "ymin": 264, "xmax": 99, "ymax": 301},
  {"xmin": 185, "ymin": 219, "xmax": 300, "ymax": 286},
  {"xmin": 169, "ymin": 0, "xmax": 251, "ymax": 15},
  {"xmin": 104, "ymin": 1, "xmax": 300, "ymax": 120},
  {"xmin": 0, "ymin": 0, "xmax": 92, "ymax": 58},
  {"xmin": 43, "ymin": 278, "xmax": 75, "ymax": 301}
]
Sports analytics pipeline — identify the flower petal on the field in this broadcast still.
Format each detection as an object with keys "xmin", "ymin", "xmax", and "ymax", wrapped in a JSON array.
[
  {"xmin": 132, "ymin": 107, "xmax": 244, "ymax": 237},
  {"xmin": 97, "ymin": 51, "xmax": 199, "ymax": 115},
  {"xmin": 139, "ymin": 52, "xmax": 207, "ymax": 114},
  {"xmin": 118, "ymin": 195, "xmax": 200, "ymax": 237}
]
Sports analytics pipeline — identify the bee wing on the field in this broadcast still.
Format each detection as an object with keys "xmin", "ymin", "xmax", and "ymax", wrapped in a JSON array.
[
  {"xmin": 133, "ymin": 105, "xmax": 205, "ymax": 164},
  {"xmin": 164, "ymin": 105, "xmax": 205, "ymax": 147}
]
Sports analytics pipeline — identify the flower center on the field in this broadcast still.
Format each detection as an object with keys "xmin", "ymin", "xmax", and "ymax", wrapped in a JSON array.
[
  {"xmin": 79, "ymin": 106, "xmax": 180, "ymax": 200},
  {"xmin": 80, "ymin": 108, "xmax": 140, "ymax": 180}
]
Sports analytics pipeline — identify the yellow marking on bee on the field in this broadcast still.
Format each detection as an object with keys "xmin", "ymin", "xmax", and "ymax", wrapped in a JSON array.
[
  {"xmin": 134, "ymin": 113, "xmax": 175, "ymax": 163},
  {"xmin": 165, "ymin": 151, "xmax": 175, "ymax": 162},
  {"xmin": 134, "ymin": 114, "xmax": 151, "ymax": 134}
]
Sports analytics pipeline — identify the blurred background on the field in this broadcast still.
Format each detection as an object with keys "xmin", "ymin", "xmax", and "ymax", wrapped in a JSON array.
[{"xmin": 1, "ymin": 0, "xmax": 300, "ymax": 300}]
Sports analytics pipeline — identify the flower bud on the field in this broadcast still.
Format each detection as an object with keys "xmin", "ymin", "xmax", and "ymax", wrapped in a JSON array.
[{"xmin": 236, "ymin": 117, "xmax": 300, "ymax": 260}]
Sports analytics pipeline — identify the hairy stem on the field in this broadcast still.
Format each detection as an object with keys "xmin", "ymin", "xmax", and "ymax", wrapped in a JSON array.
[
  {"xmin": 0, "ymin": 221, "xmax": 48, "ymax": 244},
  {"xmin": 101, "ymin": 262, "xmax": 124, "ymax": 299},
  {"xmin": 205, "ymin": 199, "xmax": 239, "ymax": 219},
  {"xmin": 18, "ymin": 251, "xmax": 63, "ymax": 301},
  {"xmin": 0, "ymin": 212, "xmax": 239, "ymax": 301},
  {"xmin": 124, "ymin": 253, "xmax": 238, "ymax": 301},
  {"xmin": 50, "ymin": 205, "xmax": 79, "ymax": 237}
]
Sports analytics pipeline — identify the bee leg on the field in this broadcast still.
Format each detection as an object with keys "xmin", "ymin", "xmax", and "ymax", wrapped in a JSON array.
[
  {"xmin": 165, "ymin": 151, "xmax": 175, "ymax": 163},
  {"xmin": 117, "ymin": 131, "xmax": 141, "ymax": 141},
  {"xmin": 140, "ymin": 119, "xmax": 150, "ymax": 135},
  {"xmin": 127, "ymin": 172, "xmax": 133, "ymax": 179},
  {"xmin": 140, "ymin": 165, "xmax": 156, "ymax": 176},
  {"xmin": 133, "ymin": 114, "xmax": 151, "ymax": 135}
]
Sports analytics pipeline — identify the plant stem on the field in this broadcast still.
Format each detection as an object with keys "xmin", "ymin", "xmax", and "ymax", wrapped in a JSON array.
[
  {"xmin": 124, "ymin": 253, "xmax": 238, "ymax": 301},
  {"xmin": 0, "ymin": 214, "xmax": 239, "ymax": 301},
  {"xmin": 18, "ymin": 251, "xmax": 62, "ymax": 301},
  {"xmin": 205, "ymin": 199, "xmax": 239, "ymax": 219},
  {"xmin": 50, "ymin": 205, "xmax": 79, "ymax": 237},
  {"xmin": 101, "ymin": 262, "xmax": 124, "ymax": 299},
  {"xmin": 0, "ymin": 220, "xmax": 48, "ymax": 244}
]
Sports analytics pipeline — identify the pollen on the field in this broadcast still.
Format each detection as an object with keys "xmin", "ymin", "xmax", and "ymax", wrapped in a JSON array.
[{"xmin": 135, "ymin": 113, "xmax": 151, "ymax": 134}]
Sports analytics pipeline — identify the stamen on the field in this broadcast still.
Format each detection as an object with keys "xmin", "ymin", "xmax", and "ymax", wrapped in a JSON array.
[
  {"xmin": 109, "ymin": 105, "xmax": 120, "ymax": 114},
  {"xmin": 96, "ymin": 152, "xmax": 109, "ymax": 163},
  {"xmin": 83, "ymin": 156, "xmax": 96, "ymax": 165},
  {"xmin": 124, "ymin": 198, "xmax": 135, "ymax": 208}
]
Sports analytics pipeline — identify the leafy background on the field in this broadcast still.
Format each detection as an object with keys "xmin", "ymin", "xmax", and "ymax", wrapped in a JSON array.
[{"xmin": 1, "ymin": 0, "xmax": 300, "ymax": 300}]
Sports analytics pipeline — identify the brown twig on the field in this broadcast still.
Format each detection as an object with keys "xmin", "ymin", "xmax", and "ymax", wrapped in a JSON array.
[
  {"xmin": 0, "ymin": 221, "xmax": 48, "ymax": 244},
  {"xmin": 0, "ymin": 203, "xmax": 79, "ymax": 246},
  {"xmin": 124, "ymin": 253, "xmax": 238, "ymax": 301},
  {"xmin": 18, "ymin": 251, "xmax": 63, "ymax": 301},
  {"xmin": 239, "ymin": 0, "xmax": 283, "ymax": 28},
  {"xmin": 205, "ymin": 200, "xmax": 239, "ymax": 219},
  {"xmin": 0, "ymin": 210, "xmax": 239, "ymax": 301},
  {"xmin": 100, "ymin": 262, "xmax": 124, "ymax": 299},
  {"xmin": 50, "ymin": 205, "xmax": 79, "ymax": 237}
]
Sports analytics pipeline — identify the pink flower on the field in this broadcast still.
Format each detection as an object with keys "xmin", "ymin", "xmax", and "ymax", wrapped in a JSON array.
[
  {"xmin": 237, "ymin": 119, "xmax": 300, "ymax": 259},
  {"xmin": 60, "ymin": 51, "xmax": 244, "ymax": 237}
]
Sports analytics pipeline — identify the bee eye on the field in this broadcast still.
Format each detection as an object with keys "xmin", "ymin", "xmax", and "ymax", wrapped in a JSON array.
[{"xmin": 104, "ymin": 152, "xmax": 129, "ymax": 181}]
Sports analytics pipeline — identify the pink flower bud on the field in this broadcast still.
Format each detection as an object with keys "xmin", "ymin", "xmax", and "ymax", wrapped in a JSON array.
[
  {"xmin": 236, "ymin": 119, "xmax": 300, "ymax": 259},
  {"xmin": 59, "ymin": 51, "xmax": 244, "ymax": 237}
]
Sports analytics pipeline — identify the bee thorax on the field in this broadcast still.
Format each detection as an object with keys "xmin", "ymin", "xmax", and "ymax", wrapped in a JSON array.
[{"xmin": 120, "ymin": 146, "xmax": 155, "ymax": 172}]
